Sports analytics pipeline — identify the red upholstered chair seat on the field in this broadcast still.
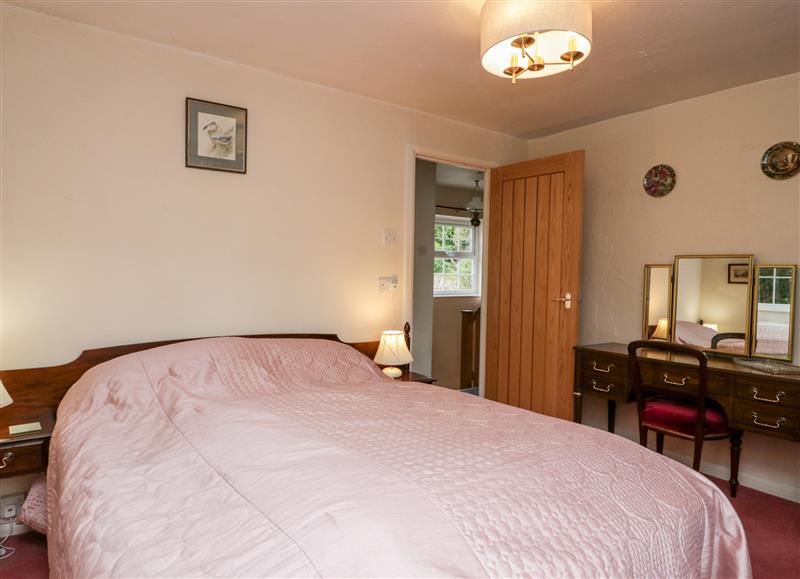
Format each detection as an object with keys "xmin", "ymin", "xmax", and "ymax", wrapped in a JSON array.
[{"xmin": 642, "ymin": 397, "xmax": 728, "ymax": 436}]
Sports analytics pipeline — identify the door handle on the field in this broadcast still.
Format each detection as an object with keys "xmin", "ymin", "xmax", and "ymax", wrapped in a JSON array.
[{"xmin": 553, "ymin": 292, "xmax": 573, "ymax": 310}]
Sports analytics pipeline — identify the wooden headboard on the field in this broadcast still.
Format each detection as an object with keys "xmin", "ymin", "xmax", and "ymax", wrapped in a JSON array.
[{"xmin": 0, "ymin": 330, "xmax": 401, "ymax": 425}]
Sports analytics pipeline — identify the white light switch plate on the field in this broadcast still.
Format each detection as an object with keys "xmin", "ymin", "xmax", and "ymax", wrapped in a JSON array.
[{"xmin": 383, "ymin": 228, "xmax": 398, "ymax": 246}]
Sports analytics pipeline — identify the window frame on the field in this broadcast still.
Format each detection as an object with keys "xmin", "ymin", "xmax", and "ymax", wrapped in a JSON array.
[
  {"xmin": 433, "ymin": 215, "xmax": 482, "ymax": 297},
  {"xmin": 758, "ymin": 267, "xmax": 793, "ymax": 313}
]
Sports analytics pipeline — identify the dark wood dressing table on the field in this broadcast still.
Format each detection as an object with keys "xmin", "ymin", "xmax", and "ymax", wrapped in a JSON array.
[{"xmin": 573, "ymin": 343, "xmax": 800, "ymax": 442}]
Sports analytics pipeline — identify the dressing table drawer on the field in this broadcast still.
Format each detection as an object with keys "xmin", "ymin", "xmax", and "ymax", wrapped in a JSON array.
[
  {"xmin": 577, "ymin": 373, "xmax": 627, "ymax": 401},
  {"xmin": 639, "ymin": 362, "xmax": 731, "ymax": 396},
  {"xmin": 731, "ymin": 400, "xmax": 800, "ymax": 440},
  {"xmin": 734, "ymin": 378, "xmax": 800, "ymax": 408},
  {"xmin": 579, "ymin": 355, "xmax": 626, "ymax": 380}
]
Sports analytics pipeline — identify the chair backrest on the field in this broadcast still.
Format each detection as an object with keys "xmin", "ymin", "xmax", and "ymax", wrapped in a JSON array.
[{"xmin": 627, "ymin": 340, "xmax": 709, "ymax": 436}]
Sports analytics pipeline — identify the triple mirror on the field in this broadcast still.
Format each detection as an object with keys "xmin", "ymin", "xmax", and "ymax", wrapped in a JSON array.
[{"xmin": 643, "ymin": 256, "xmax": 797, "ymax": 361}]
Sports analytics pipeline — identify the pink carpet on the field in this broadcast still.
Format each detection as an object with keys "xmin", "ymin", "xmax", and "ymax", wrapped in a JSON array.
[{"xmin": 0, "ymin": 479, "xmax": 797, "ymax": 578}]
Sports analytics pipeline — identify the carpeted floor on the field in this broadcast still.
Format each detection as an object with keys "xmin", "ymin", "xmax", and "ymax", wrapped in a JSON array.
[{"xmin": 1, "ymin": 478, "xmax": 797, "ymax": 578}]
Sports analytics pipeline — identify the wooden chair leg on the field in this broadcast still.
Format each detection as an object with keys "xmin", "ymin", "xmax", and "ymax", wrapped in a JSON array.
[
  {"xmin": 639, "ymin": 426, "xmax": 648, "ymax": 447},
  {"xmin": 656, "ymin": 432, "xmax": 665, "ymax": 454},
  {"xmin": 691, "ymin": 436, "xmax": 704, "ymax": 471},
  {"xmin": 729, "ymin": 430, "xmax": 743, "ymax": 498}
]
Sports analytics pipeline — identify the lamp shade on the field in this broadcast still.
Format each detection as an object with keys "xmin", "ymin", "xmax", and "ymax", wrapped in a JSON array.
[
  {"xmin": 374, "ymin": 331, "xmax": 413, "ymax": 366},
  {"xmin": 481, "ymin": 0, "xmax": 592, "ymax": 79},
  {"xmin": 651, "ymin": 318, "xmax": 670, "ymax": 340},
  {"xmin": 0, "ymin": 379, "xmax": 12, "ymax": 408}
]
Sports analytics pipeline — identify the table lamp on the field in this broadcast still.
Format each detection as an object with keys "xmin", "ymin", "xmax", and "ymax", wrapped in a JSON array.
[
  {"xmin": 374, "ymin": 330, "xmax": 413, "ymax": 378},
  {"xmin": 0, "ymin": 379, "xmax": 12, "ymax": 408},
  {"xmin": 651, "ymin": 317, "xmax": 669, "ymax": 340}
]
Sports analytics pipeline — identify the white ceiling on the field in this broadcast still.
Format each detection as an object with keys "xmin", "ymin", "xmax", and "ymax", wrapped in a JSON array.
[
  {"xmin": 10, "ymin": 1, "xmax": 800, "ymax": 138},
  {"xmin": 436, "ymin": 164, "xmax": 484, "ymax": 191}
]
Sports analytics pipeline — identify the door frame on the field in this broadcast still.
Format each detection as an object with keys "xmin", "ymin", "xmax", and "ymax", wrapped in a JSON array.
[{"xmin": 403, "ymin": 145, "xmax": 496, "ymax": 396}]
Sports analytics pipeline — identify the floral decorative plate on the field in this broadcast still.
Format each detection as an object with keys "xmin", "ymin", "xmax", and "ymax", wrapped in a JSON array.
[
  {"xmin": 761, "ymin": 141, "xmax": 800, "ymax": 180},
  {"xmin": 643, "ymin": 164, "xmax": 676, "ymax": 197}
]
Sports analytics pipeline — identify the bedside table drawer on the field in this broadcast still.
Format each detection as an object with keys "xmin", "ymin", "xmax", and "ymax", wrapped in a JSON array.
[{"xmin": 0, "ymin": 440, "xmax": 45, "ymax": 478}]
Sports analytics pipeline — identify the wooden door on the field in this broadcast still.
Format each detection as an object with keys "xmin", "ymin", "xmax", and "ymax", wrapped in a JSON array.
[{"xmin": 485, "ymin": 151, "xmax": 584, "ymax": 420}]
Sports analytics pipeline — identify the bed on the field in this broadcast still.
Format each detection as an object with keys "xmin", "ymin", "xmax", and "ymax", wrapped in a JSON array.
[
  {"xmin": 675, "ymin": 321, "xmax": 747, "ymax": 354},
  {"xmin": 753, "ymin": 322, "xmax": 791, "ymax": 356},
  {"xmin": 34, "ymin": 336, "xmax": 749, "ymax": 578}
]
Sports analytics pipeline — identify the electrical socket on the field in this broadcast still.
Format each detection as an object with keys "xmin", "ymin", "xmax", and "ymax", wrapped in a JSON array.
[{"xmin": 0, "ymin": 493, "xmax": 25, "ymax": 520}]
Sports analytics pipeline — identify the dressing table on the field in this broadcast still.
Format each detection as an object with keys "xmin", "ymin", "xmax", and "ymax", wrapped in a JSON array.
[
  {"xmin": 574, "ymin": 254, "xmax": 799, "ymax": 443},
  {"xmin": 573, "ymin": 343, "xmax": 800, "ymax": 442}
]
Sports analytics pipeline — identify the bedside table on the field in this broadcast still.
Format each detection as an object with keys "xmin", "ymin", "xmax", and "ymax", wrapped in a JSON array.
[
  {"xmin": 399, "ymin": 371, "xmax": 436, "ymax": 384},
  {"xmin": 0, "ymin": 409, "xmax": 54, "ymax": 479}
]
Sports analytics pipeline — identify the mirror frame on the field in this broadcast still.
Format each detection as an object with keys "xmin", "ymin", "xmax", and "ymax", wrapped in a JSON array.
[
  {"xmin": 751, "ymin": 264, "xmax": 796, "ymax": 362},
  {"xmin": 642, "ymin": 264, "xmax": 673, "ymax": 340},
  {"xmin": 670, "ymin": 254, "xmax": 755, "ymax": 357}
]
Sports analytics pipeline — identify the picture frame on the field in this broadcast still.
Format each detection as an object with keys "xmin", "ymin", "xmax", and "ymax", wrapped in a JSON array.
[
  {"xmin": 185, "ymin": 98, "xmax": 247, "ymax": 173},
  {"xmin": 728, "ymin": 263, "xmax": 750, "ymax": 284}
]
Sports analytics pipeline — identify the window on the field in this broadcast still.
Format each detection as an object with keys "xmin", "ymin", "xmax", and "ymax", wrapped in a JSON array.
[
  {"xmin": 758, "ymin": 267, "xmax": 793, "ymax": 309},
  {"xmin": 433, "ymin": 216, "xmax": 481, "ymax": 296}
]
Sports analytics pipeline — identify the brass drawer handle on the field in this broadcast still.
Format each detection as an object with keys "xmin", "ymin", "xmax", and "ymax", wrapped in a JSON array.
[
  {"xmin": 663, "ymin": 373, "xmax": 689, "ymax": 386},
  {"xmin": 591, "ymin": 361, "xmax": 615, "ymax": 373},
  {"xmin": 750, "ymin": 412, "xmax": 786, "ymax": 430},
  {"xmin": 0, "ymin": 451, "xmax": 14, "ymax": 469},
  {"xmin": 590, "ymin": 379, "xmax": 614, "ymax": 393},
  {"xmin": 751, "ymin": 387, "xmax": 785, "ymax": 404}
]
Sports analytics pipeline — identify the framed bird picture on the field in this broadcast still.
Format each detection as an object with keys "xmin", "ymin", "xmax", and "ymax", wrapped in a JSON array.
[{"xmin": 185, "ymin": 98, "xmax": 247, "ymax": 173}]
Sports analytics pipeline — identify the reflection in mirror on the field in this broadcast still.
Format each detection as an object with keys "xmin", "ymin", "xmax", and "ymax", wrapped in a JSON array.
[
  {"xmin": 672, "ymin": 255, "xmax": 754, "ymax": 356},
  {"xmin": 753, "ymin": 265, "xmax": 795, "ymax": 361},
  {"xmin": 643, "ymin": 265, "xmax": 672, "ymax": 340}
]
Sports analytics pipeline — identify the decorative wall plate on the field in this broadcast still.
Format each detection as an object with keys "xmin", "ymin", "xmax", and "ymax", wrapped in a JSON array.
[
  {"xmin": 643, "ymin": 164, "xmax": 676, "ymax": 197},
  {"xmin": 761, "ymin": 141, "xmax": 800, "ymax": 180}
]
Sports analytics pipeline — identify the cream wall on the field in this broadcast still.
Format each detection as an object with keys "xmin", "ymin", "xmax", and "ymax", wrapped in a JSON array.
[
  {"xmin": 675, "ymin": 259, "xmax": 703, "ymax": 324},
  {"xmin": 697, "ymin": 258, "xmax": 749, "ymax": 333},
  {"xmin": 647, "ymin": 267, "xmax": 670, "ymax": 324},
  {"xmin": 0, "ymin": 5, "xmax": 527, "ymax": 371},
  {"xmin": 529, "ymin": 73, "xmax": 800, "ymax": 501}
]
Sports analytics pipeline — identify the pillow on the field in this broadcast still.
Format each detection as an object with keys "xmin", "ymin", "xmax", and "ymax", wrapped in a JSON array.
[{"xmin": 18, "ymin": 473, "xmax": 47, "ymax": 534}]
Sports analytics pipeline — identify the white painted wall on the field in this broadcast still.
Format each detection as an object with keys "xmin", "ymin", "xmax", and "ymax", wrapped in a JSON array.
[
  {"xmin": 529, "ymin": 74, "xmax": 800, "ymax": 501},
  {"xmin": 697, "ymin": 258, "xmax": 749, "ymax": 333},
  {"xmin": 0, "ymin": 5, "xmax": 526, "ymax": 509},
  {"xmin": 676, "ymin": 259, "xmax": 703, "ymax": 324},
  {"xmin": 0, "ymin": 5, "xmax": 527, "ymax": 371}
]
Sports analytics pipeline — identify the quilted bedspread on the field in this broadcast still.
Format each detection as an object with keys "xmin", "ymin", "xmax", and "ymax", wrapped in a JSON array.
[{"xmin": 48, "ymin": 338, "xmax": 750, "ymax": 578}]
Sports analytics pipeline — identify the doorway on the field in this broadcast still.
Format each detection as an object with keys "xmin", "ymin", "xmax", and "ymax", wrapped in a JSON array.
[{"xmin": 411, "ymin": 158, "xmax": 487, "ymax": 394}]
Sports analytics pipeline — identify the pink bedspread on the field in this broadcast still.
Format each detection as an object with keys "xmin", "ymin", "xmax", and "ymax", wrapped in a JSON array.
[{"xmin": 48, "ymin": 338, "xmax": 750, "ymax": 578}]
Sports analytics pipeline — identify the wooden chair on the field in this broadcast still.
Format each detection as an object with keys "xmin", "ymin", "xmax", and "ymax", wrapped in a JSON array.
[{"xmin": 627, "ymin": 340, "xmax": 743, "ymax": 497}]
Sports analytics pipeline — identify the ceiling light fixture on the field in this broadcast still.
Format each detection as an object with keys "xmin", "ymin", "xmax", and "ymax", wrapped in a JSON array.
[{"xmin": 480, "ymin": 0, "xmax": 592, "ymax": 84}]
